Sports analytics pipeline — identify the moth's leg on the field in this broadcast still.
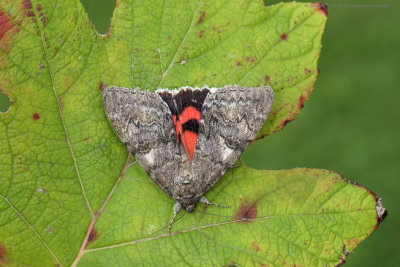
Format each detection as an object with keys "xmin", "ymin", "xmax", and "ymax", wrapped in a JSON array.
[
  {"xmin": 199, "ymin": 196, "xmax": 230, "ymax": 208},
  {"xmin": 168, "ymin": 202, "xmax": 182, "ymax": 233}
]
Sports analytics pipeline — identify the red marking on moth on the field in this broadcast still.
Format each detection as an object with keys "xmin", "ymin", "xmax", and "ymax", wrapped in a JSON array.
[
  {"xmin": 32, "ymin": 113, "xmax": 40, "ymax": 120},
  {"xmin": 252, "ymin": 242, "xmax": 261, "ymax": 252},
  {"xmin": 264, "ymin": 76, "xmax": 270, "ymax": 83},
  {"xmin": 172, "ymin": 106, "xmax": 201, "ymax": 162},
  {"xmin": 315, "ymin": 3, "xmax": 328, "ymax": 17},
  {"xmin": 0, "ymin": 11, "xmax": 14, "ymax": 40},
  {"xmin": 236, "ymin": 200, "xmax": 258, "ymax": 221},
  {"xmin": 180, "ymin": 106, "xmax": 201, "ymax": 125},
  {"xmin": 280, "ymin": 33, "xmax": 288, "ymax": 40},
  {"xmin": 197, "ymin": 11, "xmax": 206, "ymax": 24},
  {"xmin": 181, "ymin": 131, "xmax": 197, "ymax": 162},
  {"xmin": 87, "ymin": 228, "xmax": 99, "ymax": 245}
]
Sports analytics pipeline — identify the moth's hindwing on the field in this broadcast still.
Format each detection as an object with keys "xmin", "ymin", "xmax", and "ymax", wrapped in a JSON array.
[
  {"xmin": 191, "ymin": 85, "xmax": 274, "ymax": 197},
  {"xmin": 102, "ymin": 86, "xmax": 182, "ymax": 197}
]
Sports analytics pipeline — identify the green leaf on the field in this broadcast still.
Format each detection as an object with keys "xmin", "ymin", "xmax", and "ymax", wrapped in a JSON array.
[
  {"xmin": 0, "ymin": 0, "xmax": 385, "ymax": 266},
  {"xmin": 80, "ymin": 166, "xmax": 385, "ymax": 266}
]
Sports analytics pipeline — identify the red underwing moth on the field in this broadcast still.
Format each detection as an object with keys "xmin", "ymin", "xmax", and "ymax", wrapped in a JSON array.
[{"xmin": 102, "ymin": 85, "xmax": 273, "ymax": 229}]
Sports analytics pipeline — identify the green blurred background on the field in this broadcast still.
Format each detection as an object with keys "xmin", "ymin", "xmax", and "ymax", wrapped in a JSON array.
[{"xmin": 0, "ymin": 0, "xmax": 398, "ymax": 266}]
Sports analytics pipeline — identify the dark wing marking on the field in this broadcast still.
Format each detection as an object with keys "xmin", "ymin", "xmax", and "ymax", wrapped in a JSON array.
[
  {"xmin": 191, "ymin": 85, "xmax": 274, "ymax": 198},
  {"xmin": 102, "ymin": 86, "xmax": 184, "ymax": 198}
]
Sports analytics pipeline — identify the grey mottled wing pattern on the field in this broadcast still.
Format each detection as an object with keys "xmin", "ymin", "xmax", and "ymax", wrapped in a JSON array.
[
  {"xmin": 102, "ymin": 86, "xmax": 183, "ymax": 198},
  {"xmin": 191, "ymin": 85, "xmax": 274, "ymax": 198}
]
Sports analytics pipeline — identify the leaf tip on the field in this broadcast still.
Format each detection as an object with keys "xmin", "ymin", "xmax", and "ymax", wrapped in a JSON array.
[
  {"xmin": 315, "ymin": 3, "xmax": 328, "ymax": 17},
  {"xmin": 351, "ymin": 182, "xmax": 387, "ymax": 227}
]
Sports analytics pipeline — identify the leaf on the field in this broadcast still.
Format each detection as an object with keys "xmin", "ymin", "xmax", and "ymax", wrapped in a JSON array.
[
  {"xmin": 0, "ymin": 0, "xmax": 385, "ymax": 266},
  {"xmin": 80, "ymin": 166, "xmax": 385, "ymax": 266}
]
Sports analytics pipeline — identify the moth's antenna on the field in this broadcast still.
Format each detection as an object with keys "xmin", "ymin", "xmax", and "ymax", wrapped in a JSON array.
[
  {"xmin": 150, "ymin": 212, "xmax": 187, "ymax": 235},
  {"xmin": 196, "ymin": 209, "xmax": 236, "ymax": 218}
]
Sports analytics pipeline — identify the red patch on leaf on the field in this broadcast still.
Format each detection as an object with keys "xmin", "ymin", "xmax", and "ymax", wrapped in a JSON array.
[
  {"xmin": 235, "ymin": 200, "xmax": 258, "ymax": 221},
  {"xmin": 87, "ymin": 228, "xmax": 99, "ymax": 245},
  {"xmin": 36, "ymin": 4, "xmax": 42, "ymax": 11},
  {"xmin": 280, "ymin": 33, "xmax": 288, "ymax": 40},
  {"xmin": 0, "ymin": 11, "xmax": 14, "ymax": 40},
  {"xmin": 264, "ymin": 76, "xmax": 270, "ymax": 83},
  {"xmin": 315, "ymin": 3, "xmax": 328, "ymax": 17},
  {"xmin": 0, "ymin": 244, "xmax": 6, "ymax": 257},
  {"xmin": 197, "ymin": 11, "xmax": 206, "ymax": 24},
  {"xmin": 0, "ymin": 243, "xmax": 8, "ymax": 264},
  {"xmin": 32, "ymin": 113, "xmax": 40, "ymax": 120},
  {"xmin": 236, "ymin": 61, "xmax": 242, "ymax": 66},
  {"xmin": 298, "ymin": 94, "xmax": 307, "ymax": 109}
]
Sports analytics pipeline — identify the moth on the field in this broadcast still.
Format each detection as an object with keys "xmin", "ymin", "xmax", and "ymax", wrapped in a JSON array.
[{"xmin": 102, "ymin": 85, "xmax": 273, "ymax": 228}]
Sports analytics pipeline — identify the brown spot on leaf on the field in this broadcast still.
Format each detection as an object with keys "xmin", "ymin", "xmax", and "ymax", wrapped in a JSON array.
[
  {"xmin": 304, "ymin": 67, "xmax": 312, "ymax": 74},
  {"xmin": 212, "ymin": 73, "xmax": 216, "ymax": 77},
  {"xmin": 252, "ymin": 242, "xmax": 261, "ymax": 252},
  {"xmin": 32, "ymin": 113, "xmax": 40, "ymax": 120},
  {"xmin": 280, "ymin": 33, "xmax": 288, "ymax": 40},
  {"xmin": 99, "ymin": 82, "xmax": 106, "ymax": 91},
  {"xmin": 197, "ymin": 11, "xmax": 206, "ymax": 24},
  {"xmin": 236, "ymin": 200, "xmax": 258, "ymax": 221},
  {"xmin": 87, "ymin": 228, "xmax": 99, "ymax": 245},
  {"xmin": 315, "ymin": 3, "xmax": 328, "ymax": 16},
  {"xmin": 264, "ymin": 76, "xmax": 270, "ymax": 83},
  {"xmin": 40, "ymin": 16, "xmax": 47, "ymax": 26},
  {"xmin": 36, "ymin": 4, "xmax": 42, "ymax": 11},
  {"xmin": 198, "ymin": 30, "xmax": 205, "ymax": 38},
  {"xmin": 236, "ymin": 61, "xmax": 242, "ymax": 66},
  {"xmin": 38, "ymin": 63, "xmax": 45, "ymax": 69},
  {"xmin": 22, "ymin": 0, "xmax": 32, "ymax": 9},
  {"xmin": 58, "ymin": 97, "xmax": 64, "ymax": 111}
]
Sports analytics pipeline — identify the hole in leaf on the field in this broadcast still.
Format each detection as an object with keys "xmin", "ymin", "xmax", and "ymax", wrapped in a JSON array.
[
  {"xmin": 0, "ymin": 90, "xmax": 11, "ymax": 113},
  {"xmin": 80, "ymin": 0, "xmax": 116, "ymax": 34}
]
